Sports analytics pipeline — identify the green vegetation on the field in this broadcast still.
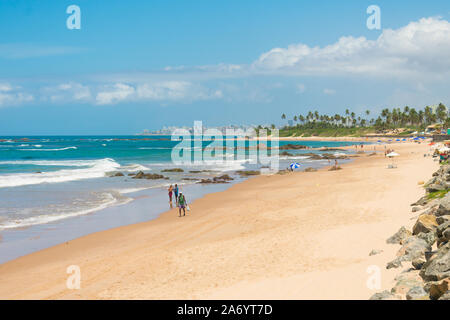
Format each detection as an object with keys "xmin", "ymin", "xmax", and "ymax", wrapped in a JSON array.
[
  {"xmin": 273, "ymin": 104, "xmax": 449, "ymax": 137},
  {"xmin": 426, "ymin": 189, "xmax": 449, "ymax": 200}
]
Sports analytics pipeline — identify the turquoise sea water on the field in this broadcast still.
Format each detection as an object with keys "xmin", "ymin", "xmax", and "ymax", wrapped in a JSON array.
[{"xmin": 0, "ymin": 135, "xmax": 369, "ymax": 262}]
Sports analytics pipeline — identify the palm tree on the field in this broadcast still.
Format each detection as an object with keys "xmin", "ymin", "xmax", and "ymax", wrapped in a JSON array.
[
  {"xmin": 437, "ymin": 103, "xmax": 448, "ymax": 123},
  {"xmin": 281, "ymin": 114, "xmax": 286, "ymax": 120}
]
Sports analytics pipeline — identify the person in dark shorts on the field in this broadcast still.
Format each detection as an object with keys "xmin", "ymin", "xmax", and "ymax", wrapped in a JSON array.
[
  {"xmin": 174, "ymin": 184, "xmax": 179, "ymax": 202},
  {"xmin": 177, "ymin": 192, "xmax": 187, "ymax": 217}
]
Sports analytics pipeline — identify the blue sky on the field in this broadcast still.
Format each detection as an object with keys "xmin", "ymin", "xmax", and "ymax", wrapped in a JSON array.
[{"xmin": 0, "ymin": 0, "xmax": 449, "ymax": 135}]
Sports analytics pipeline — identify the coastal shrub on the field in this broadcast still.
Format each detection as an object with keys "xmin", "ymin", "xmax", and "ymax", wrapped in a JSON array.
[{"xmin": 427, "ymin": 189, "xmax": 449, "ymax": 200}]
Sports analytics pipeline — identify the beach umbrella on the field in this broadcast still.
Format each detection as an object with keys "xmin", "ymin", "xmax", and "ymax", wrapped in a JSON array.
[{"xmin": 289, "ymin": 162, "xmax": 300, "ymax": 170}]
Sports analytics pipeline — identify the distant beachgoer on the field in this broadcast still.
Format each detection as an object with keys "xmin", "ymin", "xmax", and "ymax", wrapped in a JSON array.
[
  {"xmin": 168, "ymin": 185, "xmax": 173, "ymax": 205},
  {"xmin": 178, "ymin": 192, "xmax": 187, "ymax": 217},
  {"xmin": 174, "ymin": 184, "xmax": 179, "ymax": 201},
  {"xmin": 334, "ymin": 159, "xmax": 338, "ymax": 169}
]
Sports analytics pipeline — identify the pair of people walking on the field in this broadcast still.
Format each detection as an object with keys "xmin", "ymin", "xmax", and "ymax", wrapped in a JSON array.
[{"xmin": 168, "ymin": 184, "xmax": 188, "ymax": 217}]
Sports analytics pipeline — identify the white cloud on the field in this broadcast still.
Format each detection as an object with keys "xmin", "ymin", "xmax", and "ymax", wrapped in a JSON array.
[
  {"xmin": 96, "ymin": 83, "xmax": 136, "ymax": 105},
  {"xmin": 95, "ymin": 81, "xmax": 222, "ymax": 105},
  {"xmin": 42, "ymin": 82, "xmax": 91, "ymax": 103},
  {"xmin": 0, "ymin": 83, "xmax": 33, "ymax": 107},
  {"xmin": 251, "ymin": 17, "xmax": 450, "ymax": 78}
]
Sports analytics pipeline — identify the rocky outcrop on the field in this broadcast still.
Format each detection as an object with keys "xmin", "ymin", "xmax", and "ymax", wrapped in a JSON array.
[
  {"xmin": 412, "ymin": 214, "xmax": 438, "ymax": 235},
  {"xmin": 279, "ymin": 144, "xmax": 308, "ymax": 150},
  {"xmin": 428, "ymin": 278, "xmax": 450, "ymax": 299},
  {"xmin": 372, "ymin": 164, "xmax": 450, "ymax": 300},
  {"xmin": 420, "ymin": 242, "xmax": 450, "ymax": 281},
  {"xmin": 386, "ymin": 226, "xmax": 412, "ymax": 244},
  {"xmin": 236, "ymin": 170, "xmax": 260, "ymax": 176},
  {"xmin": 369, "ymin": 290, "xmax": 401, "ymax": 300},
  {"xmin": 197, "ymin": 174, "xmax": 234, "ymax": 184},
  {"xmin": 131, "ymin": 171, "xmax": 166, "ymax": 180},
  {"xmin": 161, "ymin": 168, "xmax": 184, "ymax": 172}
]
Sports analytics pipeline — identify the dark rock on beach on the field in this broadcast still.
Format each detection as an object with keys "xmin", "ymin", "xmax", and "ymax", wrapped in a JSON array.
[
  {"xmin": 412, "ymin": 214, "xmax": 438, "ymax": 235},
  {"xmin": 236, "ymin": 170, "xmax": 260, "ymax": 176},
  {"xmin": 161, "ymin": 168, "xmax": 184, "ymax": 173},
  {"xmin": 279, "ymin": 144, "xmax": 308, "ymax": 150},
  {"xmin": 132, "ymin": 171, "xmax": 166, "ymax": 180},
  {"xmin": 420, "ymin": 242, "xmax": 450, "ymax": 281},
  {"xmin": 387, "ymin": 226, "xmax": 412, "ymax": 244},
  {"xmin": 197, "ymin": 174, "xmax": 234, "ymax": 184},
  {"xmin": 369, "ymin": 290, "xmax": 400, "ymax": 300}
]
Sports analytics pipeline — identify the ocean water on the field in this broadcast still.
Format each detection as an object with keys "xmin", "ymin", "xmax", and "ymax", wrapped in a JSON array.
[{"xmin": 0, "ymin": 135, "xmax": 370, "ymax": 262}]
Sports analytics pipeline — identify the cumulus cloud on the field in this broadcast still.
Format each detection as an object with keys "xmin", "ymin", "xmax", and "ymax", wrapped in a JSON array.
[
  {"xmin": 251, "ymin": 17, "xmax": 450, "ymax": 78},
  {"xmin": 95, "ymin": 81, "xmax": 222, "ymax": 105},
  {"xmin": 42, "ymin": 82, "xmax": 91, "ymax": 103},
  {"xmin": 96, "ymin": 83, "xmax": 136, "ymax": 105},
  {"xmin": 0, "ymin": 83, "xmax": 33, "ymax": 107}
]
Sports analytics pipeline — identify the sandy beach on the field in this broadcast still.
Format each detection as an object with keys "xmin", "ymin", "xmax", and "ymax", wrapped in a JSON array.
[{"xmin": 0, "ymin": 140, "xmax": 438, "ymax": 299}]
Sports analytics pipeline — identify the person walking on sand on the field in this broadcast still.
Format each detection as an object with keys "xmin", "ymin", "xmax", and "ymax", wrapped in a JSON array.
[
  {"xmin": 168, "ymin": 185, "xmax": 173, "ymax": 206},
  {"xmin": 174, "ymin": 184, "xmax": 179, "ymax": 202},
  {"xmin": 177, "ymin": 192, "xmax": 187, "ymax": 217}
]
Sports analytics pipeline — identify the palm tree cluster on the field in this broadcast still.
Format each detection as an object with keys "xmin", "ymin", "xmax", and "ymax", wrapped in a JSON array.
[{"xmin": 280, "ymin": 103, "xmax": 448, "ymax": 130}]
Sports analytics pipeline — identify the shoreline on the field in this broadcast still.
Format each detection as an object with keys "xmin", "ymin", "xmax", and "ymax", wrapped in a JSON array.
[
  {"xmin": 0, "ymin": 138, "xmax": 364, "ymax": 263},
  {"xmin": 0, "ymin": 140, "xmax": 437, "ymax": 299}
]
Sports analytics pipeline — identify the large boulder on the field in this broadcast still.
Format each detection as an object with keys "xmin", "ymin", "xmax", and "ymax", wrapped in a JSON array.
[
  {"xmin": 429, "ymin": 278, "xmax": 450, "ymax": 300},
  {"xmin": 406, "ymin": 286, "xmax": 429, "ymax": 300},
  {"xmin": 437, "ymin": 221, "xmax": 450, "ymax": 247},
  {"xmin": 420, "ymin": 242, "xmax": 450, "ymax": 281},
  {"xmin": 369, "ymin": 290, "xmax": 400, "ymax": 300},
  {"xmin": 436, "ymin": 215, "xmax": 450, "ymax": 225},
  {"xmin": 412, "ymin": 214, "xmax": 438, "ymax": 235},
  {"xmin": 391, "ymin": 270, "xmax": 424, "ymax": 296},
  {"xmin": 386, "ymin": 226, "xmax": 412, "ymax": 245},
  {"xmin": 417, "ymin": 232, "xmax": 437, "ymax": 247},
  {"xmin": 426, "ymin": 183, "xmax": 446, "ymax": 193},
  {"xmin": 396, "ymin": 236, "xmax": 431, "ymax": 260},
  {"xmin": 436, "ymin": 193, "xmax": 450, "ymax": 216}
]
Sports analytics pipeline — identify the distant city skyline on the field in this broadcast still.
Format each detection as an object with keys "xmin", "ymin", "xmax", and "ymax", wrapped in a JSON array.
[{"xmin": 1, "ymin": 0, "xmax": 450, "ymax": 135}]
